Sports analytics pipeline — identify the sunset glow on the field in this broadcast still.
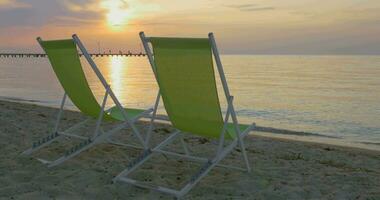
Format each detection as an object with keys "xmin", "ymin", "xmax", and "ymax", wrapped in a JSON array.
[
  {"xmin": 0, "ymin": 0, "xmax": 379, "ymax": 55},
  {"xmin": 101, "ymin": 0, "xmax": 131, "ymax": 31}
]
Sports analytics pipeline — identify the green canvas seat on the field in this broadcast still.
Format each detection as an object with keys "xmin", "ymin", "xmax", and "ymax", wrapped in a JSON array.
[
  {"xmin": 114, "ymin": 32, "xmax": 255, "ymax": 198},
  {"xmin": 150, "ymin": 37, "xmax": 231, "ymax": 139},
  {"xmin": 39, "ymin": 39, "xmax": 146, "ymax": 121},
  {"xmin": 108, "ymin": 107, "xmax": 147, "ymax": 121},
  {"xmin": 22, "ymin": 35, "xmax": 151, "ymax": 168}
]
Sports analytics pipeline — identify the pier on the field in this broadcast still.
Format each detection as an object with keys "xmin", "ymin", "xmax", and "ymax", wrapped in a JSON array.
[{"xmin": 0, "ymin": 53, "xmax": 146, "ymax": 58}]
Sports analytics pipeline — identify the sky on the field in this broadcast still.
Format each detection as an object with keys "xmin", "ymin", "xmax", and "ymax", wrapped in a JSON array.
[{"xmin": 0, "ymin": 0, "xmax": 379, "ymax": 55}]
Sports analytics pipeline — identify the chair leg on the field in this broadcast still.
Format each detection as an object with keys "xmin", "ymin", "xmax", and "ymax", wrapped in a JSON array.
[
  {"xmin": 21, "ymin": 132, "xmax": 62, "ymax": 155},
  {"xmin": 114, "ymin": 131, "xmax": 181, "ymax": 182},
  {"xmin": 178, "ymin": 135, "xmax": 241, "ymax": 197},
  {"xmin": 53, "ymin": 93, "xmax": 67, "ymax": 133},
  {"xmin": 48, "ymin": 121, "xmax": 129, "ymax": 167},
  {"xmin": 180, "ymin": 135, "xmax": 190, "ymax": 156},
  {"xmin": 48, "ymin": 137, "xmax": 95, "ymax": 167},
  {"xmin": 237, "ymin": 133, "xmax": 251, "ymax": 172},
  {"xmin": 144, "ymin": 91, "xmax": 161, "ymax": 147},
  {"xmin": 115, "ymin": 130, "xmax": 242, "ymax": 198},
  {"xmin": 93, "ymin": 88, "xmax": 109, "ymax": 139},
  {"xmin": 21, "ymin": 117, "xmax": 91, "ymax": 156}
]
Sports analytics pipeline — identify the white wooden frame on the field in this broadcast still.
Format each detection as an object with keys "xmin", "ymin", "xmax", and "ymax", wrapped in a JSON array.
[
  {"xmin": 22, "ymin": 34, "xmax": 152, "ymax": 168},
  {"xmin": 113, "ymin": 32, "xmax": 255, "ymax": 199}
]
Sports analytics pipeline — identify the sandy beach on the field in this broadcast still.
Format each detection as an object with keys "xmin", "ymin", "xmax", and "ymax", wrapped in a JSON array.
[{"xmin": 0, "ymin": 100, "xmax": 379, "ymax": 199}]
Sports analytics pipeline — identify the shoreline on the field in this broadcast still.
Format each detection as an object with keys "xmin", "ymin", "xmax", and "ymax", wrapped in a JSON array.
[{"xmin": 1, "ymin": 97, "xmax": 379, "ymax": 152}]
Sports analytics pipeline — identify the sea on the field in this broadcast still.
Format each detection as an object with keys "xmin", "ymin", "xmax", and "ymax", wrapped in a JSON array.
[{"xmin": 0, "ymin": 55, "xmax": 379, "ymax": 150}]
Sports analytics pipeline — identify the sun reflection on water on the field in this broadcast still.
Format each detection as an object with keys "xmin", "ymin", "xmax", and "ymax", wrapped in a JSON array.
[{"xmin": 109, "ymin": 56, "xmax": 126, "ymax": 101}]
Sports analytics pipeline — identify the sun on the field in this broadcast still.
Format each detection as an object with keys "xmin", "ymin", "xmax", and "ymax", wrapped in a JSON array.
[{"xmin": 101, "ymin": 0, "xmax": 131, "ymax": 31}]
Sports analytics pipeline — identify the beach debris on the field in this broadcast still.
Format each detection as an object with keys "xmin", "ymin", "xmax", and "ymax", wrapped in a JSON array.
[
  {"xmin": 37, "ymin": 113, "xmax": 47, "ymax": 118},
  {"xmin": 323, "ymin": 147, "xmax": 334, "ymax": 151},
  {"xmin": 153, "ymin": 128, "xmax": 172, "ymax": 134},
  {"xmin": 198, "ymin": 138, "xmax": 210, "ymax": 144}
]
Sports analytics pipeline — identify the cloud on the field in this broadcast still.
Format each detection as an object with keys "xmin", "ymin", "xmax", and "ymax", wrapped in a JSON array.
[
  {"xmin": 240, "ymin": 7, "xmax": 274, "ymax": 12},
  {"xmin": 225, "ymin": 3, "xmax": 274, "ymax": 12},
  {"xmin": 0, "ymin": 0, "xmax": 103, "ymax": 28},
  {"xmin": 62, "ymin": 0, "xmax": 102, "ymax": 12},
  {"xmin": 51, "ymin": 15, "xmax": 102, "ymax": 27},
  {"xmin": 0, "ymin": 0, "xmax": 31, "ymax": 10},
  {"xmin": 227, "ymin": 3, "xmax": 256, "ymax": 9}
]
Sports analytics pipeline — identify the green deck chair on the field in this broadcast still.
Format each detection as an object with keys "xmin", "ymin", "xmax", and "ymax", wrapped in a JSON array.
[
  {"xmin": 113, "ymin": 32, "xmax": 255, "ymax": 198},
  {"xmin": 22, "ymin": 34, "xmax": 151, "ymax": 167}
]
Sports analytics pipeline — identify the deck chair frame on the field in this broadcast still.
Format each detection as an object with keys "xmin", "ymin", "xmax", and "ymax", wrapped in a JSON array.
[
  {"xmin": 113, "ymin": 32, "xmax": 255, "ymax": 198},
  {"xmin": 22, "ymin": 34, "xmax": 150, "ymax": 167}
]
